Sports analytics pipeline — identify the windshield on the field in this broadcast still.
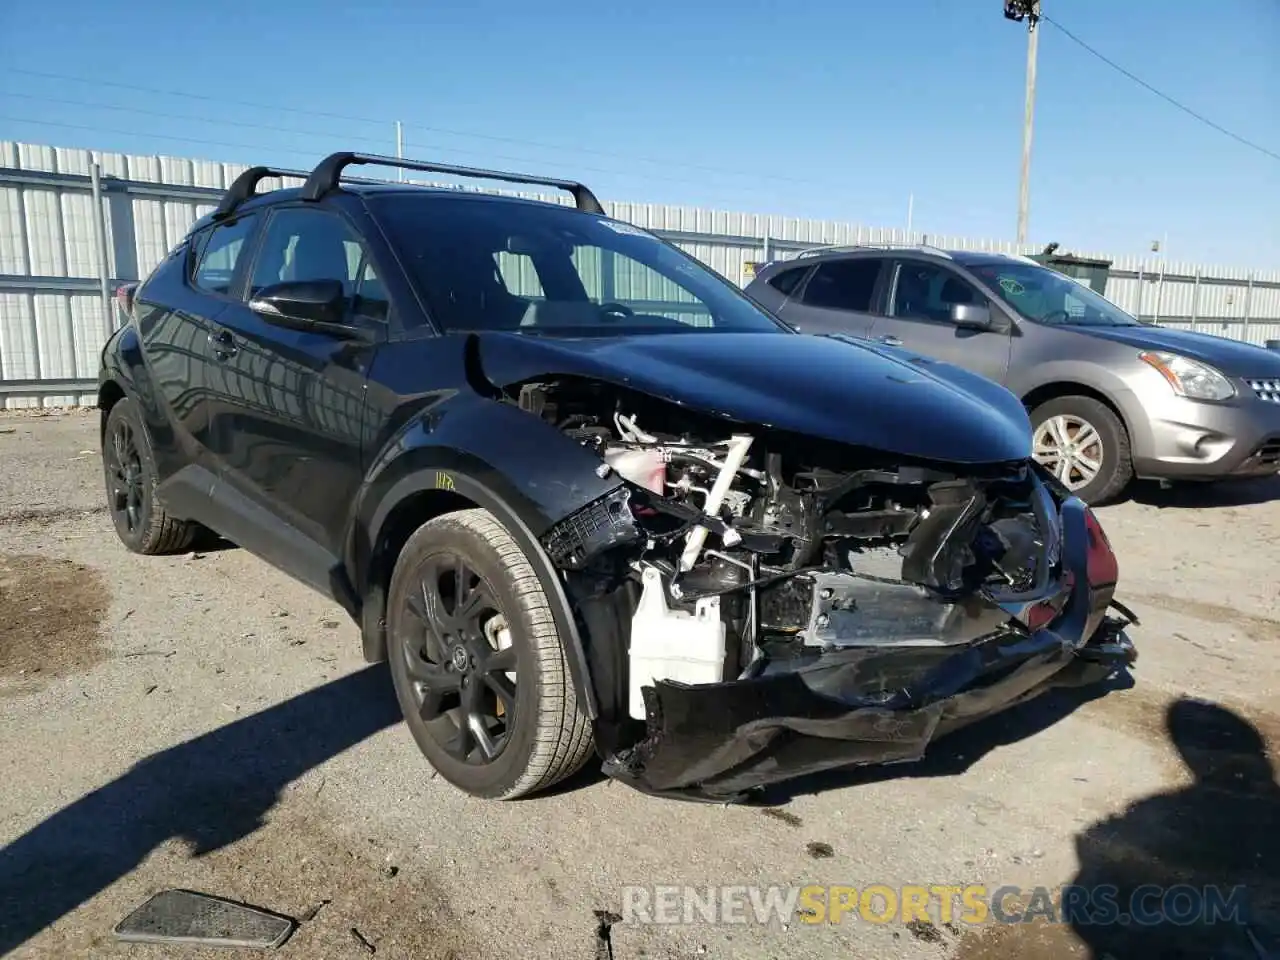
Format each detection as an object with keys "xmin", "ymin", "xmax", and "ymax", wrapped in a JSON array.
[
  {"xmin": 969, "ymin": 262, "xmax": 1144, "ymax": 327},
  {"xmin": 368, "ymin": 194, "xmax": 789, "ymax": 336}
]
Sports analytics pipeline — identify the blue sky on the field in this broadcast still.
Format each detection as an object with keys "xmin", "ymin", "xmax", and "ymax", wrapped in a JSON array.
[{"xmin": 1, "ymin": 0, "xmax": 1277, "ymax": 268}]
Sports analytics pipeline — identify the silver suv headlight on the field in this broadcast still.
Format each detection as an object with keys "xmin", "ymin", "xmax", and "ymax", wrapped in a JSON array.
[{"xmin": 1139, "ymin": 351, "xmax": 1236, "ymax": 402}]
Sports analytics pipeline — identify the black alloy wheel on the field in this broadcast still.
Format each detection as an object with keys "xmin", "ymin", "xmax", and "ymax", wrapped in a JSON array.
[
  {"xmin": 101, "ymin": 397, "xmax": 196, "ymax": 555},
  {"xmin": 106, "ymin": 417, "xmax": 145, "ymax": 538},
  {"xmin": 386, "ymin": 509, "xmax": 594, "ymax": 799},
  {"xmin": 401, "ymin": 553, "xmax": 519, "ymax": 764}
]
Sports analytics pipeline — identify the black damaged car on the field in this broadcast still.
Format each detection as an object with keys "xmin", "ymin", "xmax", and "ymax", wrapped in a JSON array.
[{"xmin": 98, "ymin": 152, "xmax": 1138, "ymax": 802}]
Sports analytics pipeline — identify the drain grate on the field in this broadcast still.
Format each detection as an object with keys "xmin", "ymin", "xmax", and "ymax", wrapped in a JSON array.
[{"xmin": 113, "ymin": 889, "xmax": 296, "ymax": 949}]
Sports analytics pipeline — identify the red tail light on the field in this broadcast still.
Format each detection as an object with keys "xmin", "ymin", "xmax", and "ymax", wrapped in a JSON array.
[
  {"xmin": 1024, "ymin": 598, "xmax": 1059, "ymax": 632},
  {"xmin": 114, "ymin": 283, "xmax": 137, "ymax": 326},
  {"xmin": 1084, "ymin": 508, "xmax": 1118, "ymax": 588}
]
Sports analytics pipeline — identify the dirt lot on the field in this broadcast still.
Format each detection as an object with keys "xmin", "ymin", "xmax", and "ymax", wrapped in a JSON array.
[{"xmin": 1, "ymin": 409, "xmax": 1277, "ymax": 960}]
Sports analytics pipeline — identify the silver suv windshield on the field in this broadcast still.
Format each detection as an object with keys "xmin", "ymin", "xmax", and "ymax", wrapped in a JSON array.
[{"xmin": 969, "ymin": 261, "xmax": 1144, "ymax": 328}]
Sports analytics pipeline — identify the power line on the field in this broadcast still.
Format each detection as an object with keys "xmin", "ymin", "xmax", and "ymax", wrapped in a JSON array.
[
  {"xmin": 0, "ymin": 113, "xmax": 770, "ymax": 209},
  {"xmin": 1, "ymin": 92, "xmax": 392, "ymax": 151},
  {"xmin": 3, "ymin": 68, "xmax": 393, "ymax": 127},
  {"xmin": 1042, "ymin": 14, "xmax": 1280, "ymax": 164},
  {"xmin": 0, "ymin": 66, "xmax": 842, "ymax": 190},
  {"xmin": 0, "ymin": 97, "xmax": 745, "ymax": 195},
  {"xmin": 0, "ymin": 114, "xmax": 325, "ymax": 160}
]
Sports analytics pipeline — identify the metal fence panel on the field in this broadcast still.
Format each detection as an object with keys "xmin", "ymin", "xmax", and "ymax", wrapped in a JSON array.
[
  {"xmin": 1241, "ymin": 321, "xmax": 1280, "ymax": 346},
  {"xmin": 0, "ymin": 292, "xmax": 40, "ymax": 404},
  {"xmin": 2, "ymin": 138, "xmax": 1279, "ymax": 406}
]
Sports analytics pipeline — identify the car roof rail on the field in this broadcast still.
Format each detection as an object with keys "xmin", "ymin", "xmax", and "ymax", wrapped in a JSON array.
[
  {"xmin": 211, "ymin": 166, "xmax": 312, "ymax": 221},
  {"xmin": 793, "ymin": 242, "xmax": 954, "ymax": 260},
  {"xmin": 299, "ymin": 151, "xmax": 606, "ymax": 214},
  {"xmin": 792, "ymin": 244, "xmax": 858, "ymax": 259}
]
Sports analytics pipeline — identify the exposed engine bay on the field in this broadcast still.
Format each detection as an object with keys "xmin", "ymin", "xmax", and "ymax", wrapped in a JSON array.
[{"xmin": 517, "ymin": 378, "xmax": 1136, "ymax": 801}]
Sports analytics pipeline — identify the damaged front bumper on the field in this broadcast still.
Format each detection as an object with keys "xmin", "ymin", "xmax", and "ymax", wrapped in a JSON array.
[{"xmin": 601, "ymin": 494, "xmax": 1138, "ymax": 802}]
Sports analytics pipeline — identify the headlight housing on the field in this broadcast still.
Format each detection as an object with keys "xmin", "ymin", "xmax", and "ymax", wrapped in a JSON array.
[{"xmin": 1138, "ymin": 351, "xmax": 1235, "ymax": 401}]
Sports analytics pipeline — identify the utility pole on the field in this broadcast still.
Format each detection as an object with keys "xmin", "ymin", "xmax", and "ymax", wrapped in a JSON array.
[
  {"xmin": 1004, "ymin": 0, "xmax": 1042, "ymax": 246},
  {"xmin": 1151, "ymin": 234, "xmax": 1167, "ymax": 325},
  {"xmin": 395, "ymin": 121, "xmax": 405, "ymax": 181}
]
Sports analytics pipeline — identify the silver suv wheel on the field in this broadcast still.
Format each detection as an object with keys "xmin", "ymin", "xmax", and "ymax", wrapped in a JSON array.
[
  {"xmin": 1033, "ymin": 414, "xmax": 1104, "ymax": 491},
  {"xmin": 1027, "ymin": 395, "xmax": 1133, "ymax": 505}
]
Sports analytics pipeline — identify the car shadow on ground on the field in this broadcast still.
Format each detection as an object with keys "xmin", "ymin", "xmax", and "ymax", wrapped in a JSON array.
[
  {"xmin": 0, "ymin": 664, "xmax": 401, "ymax": 957},
  {"xmin": 753, "ymin": 670, "xmax": 1135, "ymax": 804},
  {"xmin": 1069, "ymin": 697, "xmax": 1278, "ymax": 958},
  {"xmin": 190, "ymin": 527, "xmax": 241, "ymax": 553},
  {"xmin": 1126, "ymin": 474, "xmax": 1280, "ymax": 509}
]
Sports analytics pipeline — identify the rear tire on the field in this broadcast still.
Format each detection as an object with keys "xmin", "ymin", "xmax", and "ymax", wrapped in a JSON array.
[
  {"xmin": 101, "ymin": 397, "xmax": 197, "ymax": 555},
  {"xmin": 1029, "ymin": 395, "xmax": 1133, "ymax": 505},
  {"xmin": 386, "ymin": 508, "xmax": 594, "ymax": 799}
]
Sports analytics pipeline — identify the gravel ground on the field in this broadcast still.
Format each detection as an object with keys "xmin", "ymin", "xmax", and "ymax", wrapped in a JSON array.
[{"xmin": 1, "ymin": 409, "xmax": 1277, "ymax": 960}]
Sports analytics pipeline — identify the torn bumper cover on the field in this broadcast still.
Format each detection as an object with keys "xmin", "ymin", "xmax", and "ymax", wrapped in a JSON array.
[{"xmin": 601, "ymin": 495, "xmax": 1138, "ymax": 802}]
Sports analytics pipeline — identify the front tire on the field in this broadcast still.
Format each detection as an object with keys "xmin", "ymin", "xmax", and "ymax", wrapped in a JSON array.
[
  {"xmin": 102, "ymin": 397, "xmax": 197, "ymax": 555},
  {"xmin": 386, "ymin": 508, "xmax": 594, "ymax": 799},
  {"xmin": 1029, "ymin": 395, "xmax": 1133, "ymax": 505}
]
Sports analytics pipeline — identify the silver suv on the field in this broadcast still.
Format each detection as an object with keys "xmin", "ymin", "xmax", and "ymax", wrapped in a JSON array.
[{"xmin": 747, "ymin": 245, "xmax": 1280, "ymax": 504}]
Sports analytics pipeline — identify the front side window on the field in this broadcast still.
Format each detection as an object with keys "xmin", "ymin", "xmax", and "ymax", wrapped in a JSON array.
[
  {"xmin": 191, "ymin": 215, "xmax": 258, "ymax": 294},
  {"xmin": 799, "ymin": 259, "xmax": 882, "ymax": 312},
  {"xmin": 249, "ymin": 208, "xmax": 388, "ymax": 321},
  {"xmin": 367, "ymin": 195, "xmax": 789, "ymax": 335},
  {"xmin": 250, "ymin": 208, "xmax": 363, "ymax": 296},
  {"xmin": 892, "ymin": 262, "xmax": 986, "ymax": 323},
  {"xmin": 969, "ymin": 262, "xmax": 1142, "ymax": 327}
]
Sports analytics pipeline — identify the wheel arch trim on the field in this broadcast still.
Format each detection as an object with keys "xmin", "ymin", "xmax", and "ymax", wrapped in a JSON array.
[{"xmin": 358, "ymin": 468, "xmax": 600, "ymax": 720}]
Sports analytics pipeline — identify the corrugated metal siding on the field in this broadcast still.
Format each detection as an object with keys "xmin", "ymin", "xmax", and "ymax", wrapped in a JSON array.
[
  {"xmin": 2, "ymin": 143, "xmax": 94, "ymax": 406},
  {"xmin": 2, "ymin": 139, "xmax": 1280, "ymax": 405}
]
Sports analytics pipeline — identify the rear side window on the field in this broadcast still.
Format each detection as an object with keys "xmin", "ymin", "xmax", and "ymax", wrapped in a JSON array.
[
  {"xmin": 767, "ymin": 266, "xmax": 808, "ymax": 296},
  {"xmin": 800, "ymin": 258, "xmax": 882, "ymax": 312},
  {"xmin": 191, "ymin": 215, "xmax": 258, "ymax": 294}
]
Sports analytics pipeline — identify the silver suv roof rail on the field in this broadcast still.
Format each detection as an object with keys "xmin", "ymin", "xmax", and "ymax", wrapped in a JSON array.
[{"xmin": 793, "ymin": 242, "xmax": 954, "ymax": 260}]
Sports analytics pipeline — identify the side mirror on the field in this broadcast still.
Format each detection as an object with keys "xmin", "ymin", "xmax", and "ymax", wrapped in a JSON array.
[
  {"xmin": 248, "ymin": 280, "xmax": 371, "ymax": 340},
  {"xmin": 950, "ymin": 302, "xmax": 994, "ymax": 331}
]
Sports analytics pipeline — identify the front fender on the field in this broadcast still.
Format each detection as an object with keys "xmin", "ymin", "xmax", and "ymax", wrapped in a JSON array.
[
  {"xmin": 357, "ymin": 393, "xmax": 624, "ymax": 545},
  {"xmin": 1011, "ymin": 362, "xmax": 1145, "ymax": 441},
  {"xmin": 349, "ymin": 394, "xmax": 628, "ymax": 719},
  {"xmin": 1010, "ymin": 360, "xmax": 1130, "ymax": 400}
]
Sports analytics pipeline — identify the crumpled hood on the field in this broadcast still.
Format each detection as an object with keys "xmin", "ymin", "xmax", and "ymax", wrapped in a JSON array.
[
  {"xmin": 1073, "ymin": 324, "xmax": 1280, "ymax": 376},
  {"xmin": 472, "ymin": 330, "xmax": 1033, "ymax": 464}
]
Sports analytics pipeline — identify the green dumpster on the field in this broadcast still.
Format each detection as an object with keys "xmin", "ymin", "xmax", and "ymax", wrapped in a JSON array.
[{"xmin": 1028, "ymin": 247, "xmax": 1113, "ymax": 296}]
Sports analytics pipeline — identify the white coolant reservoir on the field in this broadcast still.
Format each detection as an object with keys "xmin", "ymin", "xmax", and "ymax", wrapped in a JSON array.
[
  {"xmin": 604, "ymin": 447, "xmax": 666, "ymax": 495},
  {"xmin": 628, "ymin": 566, "xmax": 726, "ymax": 720}
]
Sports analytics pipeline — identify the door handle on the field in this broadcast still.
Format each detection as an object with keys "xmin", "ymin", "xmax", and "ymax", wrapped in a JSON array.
[
  {"xmin": 876, "ymin": 334, "xmax": 903, "ymax": 347},
  {"xmin": 208, "ymin": 329, "xmax": 238, "ymax": 360}
]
